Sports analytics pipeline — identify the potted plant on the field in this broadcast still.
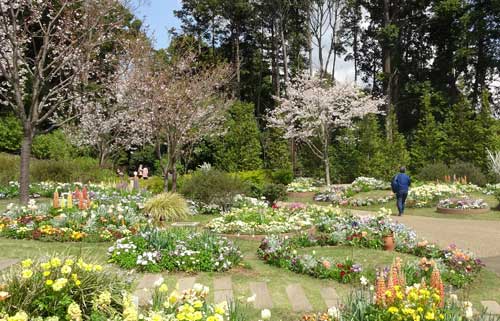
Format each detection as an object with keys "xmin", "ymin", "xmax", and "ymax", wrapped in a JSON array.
[{"xmin": 381, "ymin": 227, "xmax": 395, "ymax": 251}]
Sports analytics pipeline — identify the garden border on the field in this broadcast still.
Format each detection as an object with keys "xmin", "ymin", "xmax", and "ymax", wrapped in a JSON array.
[{"xmin": 436, "ymin": 206, "xmax": 490, "ymax": 214}]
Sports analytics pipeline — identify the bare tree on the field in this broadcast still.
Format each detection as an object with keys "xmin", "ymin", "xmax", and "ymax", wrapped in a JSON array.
[{"xmin": 0, "ymin": 0, "xmax": 126, "ymax": 203}]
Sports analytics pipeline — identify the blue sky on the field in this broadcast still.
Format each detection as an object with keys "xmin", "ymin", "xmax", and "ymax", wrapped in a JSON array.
[{"xmin": 132, "ymin": 0, "xmax": 182, "ymax": 49}]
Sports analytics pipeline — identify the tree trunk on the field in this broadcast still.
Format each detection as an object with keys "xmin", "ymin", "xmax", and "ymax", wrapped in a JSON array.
[
  {"xmin": 19, "ymin": 127, "xmax": 33, "ymax": 204},
  {"xmin": 271, "ymin": 20, "xmax": 280, "ymax": 97},
  {"xmin": 163, "ymin": 167, "xmax": 169, "ymax": 192},
  {"xmin": 280, "ymin": 24, "xmax": 288, "ymax": 92},
  {"xmin": 323, "ymin": 134, "xmax": 331, "ymax": 186},
  {"xmin": 383, "ymin": 0, "xmax": 393, "ymax": 142},
  {"xmin": 172, "ymin": 166, "xmax": 177, "ymax": 192},
  {"xmin": 235, "ymin": 30, "xmax": 241, "ymax": 98}
]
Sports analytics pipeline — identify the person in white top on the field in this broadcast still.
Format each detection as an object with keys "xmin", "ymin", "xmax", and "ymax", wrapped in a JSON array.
[{"xmin": 142, "ymin": 167, "xmax": 149, "ymax": 180}]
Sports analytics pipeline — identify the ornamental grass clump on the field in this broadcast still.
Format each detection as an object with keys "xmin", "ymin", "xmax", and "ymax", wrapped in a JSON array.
[{"xmin": 143, "ymin": 192, "xmax": 190, "ymax": 225}]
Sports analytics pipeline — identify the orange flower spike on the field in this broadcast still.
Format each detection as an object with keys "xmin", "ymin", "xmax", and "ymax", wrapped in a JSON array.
[
  {"xmin": 53, "ymin": 191, "xmax": 60, "ymax": 209},
  {"xmin": 392, "ymin": 264, "xmax": 399, "ymax": 287},
  {"xmin": 82, "ymin": 186, "xmax": 88, "ymax": 200},
  {"xmin": 386, "ymin": 274, "xmax": 395, "ymax": 305},
  {"xmin": 78, "ymin": 193, "xmax": 84, "ymax": 210},
  {"xmin": 376, "ymin": 274, "xmax": 386, "ymax": 306}
]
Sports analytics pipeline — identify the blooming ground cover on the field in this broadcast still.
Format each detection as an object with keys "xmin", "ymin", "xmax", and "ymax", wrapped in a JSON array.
[
  {"xmin": 206, "ymin": 203, "xmax": 341, "ymax": 235},
  {"xmin": 108, "ymin": 228, "xmax": 242, "ymax": 272},
  {"xmin": 258, "ymin": 209, "xmax": 483, "ymax": 288},
  {"xmin": 438, "ymin": 198, "xmax": 489, "ymax": 210}
]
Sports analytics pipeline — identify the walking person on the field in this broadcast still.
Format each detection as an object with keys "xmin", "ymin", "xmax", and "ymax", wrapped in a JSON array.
[
  {"xmin": 142, "ymin": 166, "xmax": 149, "ymax": 180},
  {"xmin": 137, "ymin": 164, "xmax": 143, "ymax": 179},
  {"xmin": 391, "ymin": 166, "xmax": 411, "ymax": 216}
]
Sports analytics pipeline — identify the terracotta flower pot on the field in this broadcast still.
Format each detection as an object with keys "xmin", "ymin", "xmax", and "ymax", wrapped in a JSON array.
[{"xmin": 383, "ymin": 234, "xmax": 395, "ymax": 251}]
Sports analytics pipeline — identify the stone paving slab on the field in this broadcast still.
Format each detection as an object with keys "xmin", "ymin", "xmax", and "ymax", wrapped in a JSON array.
[
  {"xmin": 320, "ymin": 287, "xmax": 340, "ymax": 308},
  {"xmin": 286, "ymin": 284, "xmax": 312, "ymax": 312},
  {"xmin": 214, "ymin": 289, "xmax": 233, "ymax": 304},
  {"xmin": 481, "ymin": 301, "xmax": 500, "ymax": 315},
  {"xmin": 171, "ymin": 222, "xmax": 200, "ymax": 227},
  {"xmin": 133, "ymin": 288, "xmax": 151, "ymax": 307},
  {"xmin": 249, "ymin": 282, "xmax": 273, "ymax": 309},
  {"xmin": 136, "ymin": 273, "xmax": 163, "ymax": 289},
  {"xmin": 0, "ymin": 259, "xmax": 19, "ymax": 271},
  {"xmin": 214, "ymin": 276, "xmax": 232, "ymax": 290},
  {"xmin": 178, "ymin": 277, "xmax": 196, "ymax": 292}
]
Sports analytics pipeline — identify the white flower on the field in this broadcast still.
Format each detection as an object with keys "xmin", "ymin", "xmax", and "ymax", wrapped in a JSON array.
[
  {"xmin": 328, "ymin": 306, "xmax": 340, "ymax": 318},
  {"xmin": 153, "ymin": 277, "xmax": 164, "ymax": 287},
  {"xmin": 465, "ymin": 307, "xmax": 474, "ymax": 319},
  {"xmin": 261, "ymin": 309, "xmax": 271, "ymax": 320},
  {"xmin": 247, "ymin": 294, "xmax": 256, "ymax": 303},
  {"xmin": 449, "ymin": 294, "xmax": 458, "ymax": 302},
  {"xmin": 360, "ymin": 276, "xmax": 368, "ymax": 286}
]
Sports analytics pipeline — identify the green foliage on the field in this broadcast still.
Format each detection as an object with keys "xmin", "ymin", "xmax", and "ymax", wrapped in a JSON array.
[
  {"xmin": 213, "ymin": 101, "xmax": 263, "ymax": 171},
  {"xmin": 262, "ymin": 128, "xmax": 291, "ymax": 170},
  {"xmin": 32, "ymin": 130, "xmax": 74, "ymax": 160},
  {"xmin": 330, "ymin": 129, "xmax": 361, "ymax": 183},
  {"xmin": 449, "ymin": 161, "xmax": 487, "ymax": 186},
  {"xmin": 262, "ymin": 183, "xmax": 287, "ymax": 204},
  {"xmin": 410, "ymin": 88, "xmax": 447, "ymax": 170},
  {"xmin": 180, "ymin": 169, "xmax": 247, "ymax": 209},
  {"xmin": 271, "ymin": 168, "xmax": 294, "ymax": 185},
  {"xmin": 444, "ymin": 95, "xmax": 494, "ymax": 172},
  {"xmin": 417, "ymin": 162, "xmax": 450, "ymax": 181},
  {"xmin": 128, "ymin": 145, "xmax": 157, "ymax": 174},
  {"xmin": 0, "ymin": 153, "xmax": 115, "ymax": 185},
  {"xmin": 234, "ymin": 169, "xmax": 271, "ymax": 196},
  {"xmin": 139, "ymin": 176, "xmax": 164, "ymax": 194},
  {"xmin": 0, "ymin": 115, "xmax": 22, "ymax": 152},
  {"xmin": 144, "ymin": 192, "xmax": 190, "ymax": 225}
]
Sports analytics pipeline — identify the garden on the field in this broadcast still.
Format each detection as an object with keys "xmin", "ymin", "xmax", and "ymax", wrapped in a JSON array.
[{"xmin": 1, "ymin": 0, "xmax": 500, "ymax": 320}]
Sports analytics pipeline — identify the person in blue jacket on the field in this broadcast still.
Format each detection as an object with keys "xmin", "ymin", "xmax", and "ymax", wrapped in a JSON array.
[{"xmin": 391, "ymin": 166, "xmax": 411, "ymax": 216}]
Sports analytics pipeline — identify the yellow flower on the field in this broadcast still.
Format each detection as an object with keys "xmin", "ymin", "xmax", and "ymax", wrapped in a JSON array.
[
  {"xmin": 123, "ymin": 306, "xmax": 138, "ymax": 321},
  {"xmin": 417, "ymin": 307, "xmax": 424, "ymax": 313},
  {"xmin": 214, "ymin": 302, "xmax": 226, "ymax": 315},
  {"xmin": 192, "ymin": 311, "xmax": 203, "ymax": 320},
  {"xmin": 50, "ymin": 258, "xmax": 61, "ymax": 268},
  {"xmin": 193, "ymin": 300, "xmax": 203, "ymax": 309},
  {"xmin": 65, "ymin": 259, "xmax": 74, "ymax": 266},
  {"xmin": 425, "ymin": 312, "xmax": 435, "ymax": 320},
  {"xmin": 92, "ymin": 265, "xmax": 103, "ymax": 272},
  {"xmin": 207, "ymin": 317, "xmax": 218, "ymax": 321},
  {"xmin": 169, "ymin": 291, "xmax": 179, "ymax": 305},
  {"xmin": 6, "ymin": 311, "xmax": 28, "ymax": 321},
  {"xmin": 67, "ymin": 302, "xmax": 82, "ymax": 321},
  {"xmin": 52, "ymin": 278, "xmax": 68, "ymax": 291},
  {"xmin": 159, "ymin": 284, "xmax": 168, "ymax": 293},
  {"xmin": 176, "ymin": 313, "xmax": 186, "ymax": 320},
  {"xmin": 61, "ymin": 265, "xmax": 72, "ymax": 274},
  {"xmin": 74, "ymin": 280, "xmax": 81, "ymax": 286},
  {"xmin": 150, "ymin": 312, "xmax": 163, "ymax": 321},
  {"xmin": 40, "ymin": 262, "xmax": 51, "ymax": 270},
  {"xmin": 439, "ymin": 314, "xmax": 444, "ymax": 320},
  {"xmin": 96, "ymin": 291, "xmax": 112, "ymax": 306},
  {"xmin": 46, "ymin": 280, "xmax": 54, "ymax": 286},
  {"xmin": 388, "ymin": 307, "xmax": 399, "ymax": 314},
  {"xmin": 385, "ymin": 290, "xmax": 393, "ymax": 298},
  {"xmin": 43, "ymin": 271, "xmax": 51, "ymax": 277},
  {"xmin": 21, "ymin": 259, "xmax": 32, "ymax": 268},
  {"xmin": 21, "ymin": 270, "xmax": 33, "ymax": 279}
]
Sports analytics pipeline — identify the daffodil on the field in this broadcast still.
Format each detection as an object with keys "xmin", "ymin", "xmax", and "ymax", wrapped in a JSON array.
[
  {"xmin": 21, "ymin": 259, "xmax": 32, "ymax": 268},
  {"xmin": 21, "ymin": 269, "xmax": 33, "ymax": 279}
]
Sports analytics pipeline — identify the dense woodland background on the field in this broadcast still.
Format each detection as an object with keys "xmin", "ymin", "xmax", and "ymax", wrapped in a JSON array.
[{"xmin": 0, "ymin": 0, "xmax": 499, "ymax": 187}]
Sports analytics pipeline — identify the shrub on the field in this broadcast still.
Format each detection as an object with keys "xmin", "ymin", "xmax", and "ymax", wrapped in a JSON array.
[
  {"xmin": 30, "ymin": 157, "xmax": 115, "ymax": 183},
  {"xmin": 449, "ymin": 161, "xmax": 487, "ymax": 186},
  {"xmin": 0, "ymin": 153, "xmax": 19, "ymax": 184},
  {"xmin": 144, "ymin": 192, "xmax": 190, "ymax": 225},
  {"xmin": 139, "ymin": 176, "xmax": 164, "ymax": 194},
  {"xmin": 181, "ymin": 169, "xmax": 247, "ymax": 210},
  {"xmin": 0, "ymin": 115, "xmax": 22, "ymax": 152},
  {"xmin": 262, "ymin": 183, "xmax": 287, "ymax": 204},
  {"xmin": 32, "ymin": 130, "xmax": 74, "ymax": 160},
  {"xmin": 417, "ymin": 162, "xmax": 450, "ymax": 181},
  {"xmin": 234, "ymin": 169, "xmax": 270, "ymax": 196},
  {"xmin": 271, "ymin": 168, "xmax": 294, "ymax": 185}
]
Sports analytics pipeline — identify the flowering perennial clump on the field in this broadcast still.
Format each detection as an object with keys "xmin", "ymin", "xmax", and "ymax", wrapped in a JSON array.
[{"xmin": 108, "ymin": 228, "xmax": 242, "ymax": 272}]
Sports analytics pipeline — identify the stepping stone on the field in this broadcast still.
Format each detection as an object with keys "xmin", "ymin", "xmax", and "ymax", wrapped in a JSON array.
[
  {"xmin": 178, "ymin": 276, "xmax": 196, "ymax": 292},
  {"xmin": 171, "ymin": 222, "xmax": 200, "ymax": 227},
  {"xmin": 133, "ymin": 288, "xmax": 151, "ymax": 307},
  {"xmin": 0, "ymin": 259, "xmax": 19, "ymax": 271},
  {"xmin": 286, "ymin": 284, "xmax": 312, "ymax": 312},
  {"xmin": 214, "ymin": 276, "xmax": 233, "ymax": 304},
  {"xmin": 136, "ymin": 273, "xmax": 163, "ymax": 289},
  {"xmin": 321, "ymin": 287, "xmax": 340, "ymax": 308},
  {"xmin": 481, "ymin": 301, "xmax": 500, "ymax": 315},
  {"xmin": 249, "ymin": 282, "xmax": 273, "ymax": 309}
]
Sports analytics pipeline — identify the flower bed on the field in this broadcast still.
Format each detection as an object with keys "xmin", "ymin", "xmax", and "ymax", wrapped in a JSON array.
[
  {"xmin": 0, "ymin": 200, "xmax": 144, "ymax": 242},
  {"xmin": 0, "ymin": 256, "xmax": 232, "ymax": 321},
  {"xmin": 259, "ymin": 209, "xmax": 482, "ymax": 288},
  {"xmin": 286, "ymin": 177, "xmax": 323, "ymax": 193},
  {"xmin": 437, "ymin": 198, "xmax": 489, "ymax": 214},
  {"xmin": 314, "ymin": 177, "xmax": 392, "ymax": 206},
  {"xmin": 351, "ymin": 176, "xmax": 389, "ymax": 192},
  {"xmin": 108, "ymin": 228, "xmax": 242, "ymax": 272},
  {"xmin": 406, "ymin": 183, "xmax": 482, "ymax": 208},
  {"xmin": 206, "ymin": 203, "xmax": 340, "ymax": 235}
]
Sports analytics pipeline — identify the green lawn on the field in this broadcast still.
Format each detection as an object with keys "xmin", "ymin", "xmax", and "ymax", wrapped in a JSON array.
[
  {"xmin": 1, "ymin": 235, "xmax": 499, "ymax": 320},
  {"xmin": 288, "ymin": 191, "xmax": 500, "ymax": 221}
]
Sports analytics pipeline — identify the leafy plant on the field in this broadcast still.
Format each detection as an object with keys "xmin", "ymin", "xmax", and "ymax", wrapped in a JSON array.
[
  {"xmin": 180, "ymin": 168, "xmax": 247, "ymax": 210},
  {"xmin": 262, "ymin": 183, "xmax": 287, "ymax": 204},
  {"xmin": 449, "ymin": 161, "xmax": 487, "ymax": 186},
  {"xmin": 417, "ymin": 162, "xmax": 450, "ymax": 181},
  {"xmin": 144, "ymin": 192, "xmax": 190, "ymax": 225}
]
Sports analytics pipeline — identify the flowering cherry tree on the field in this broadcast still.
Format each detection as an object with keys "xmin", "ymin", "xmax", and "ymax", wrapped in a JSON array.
[
  {"xmin": 65, "ymin": 39, "xmax": 153, "ymax": 166},
  {"xmin": 135, "ymin": 53, "xmax": 234, "ymax": 191},
  {"xmin": 268, "ymin": 73, "xmax": 385, "ymax": 185},
  {"xmin": 0, "ymin": 0, "xmax": 127, "ymax": 203}
]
